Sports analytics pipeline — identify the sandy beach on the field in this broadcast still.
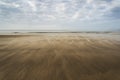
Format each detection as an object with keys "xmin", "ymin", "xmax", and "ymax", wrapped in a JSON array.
[{"xmin": 0, "ymin": 33, "xmax": 120, "ymax": 80}]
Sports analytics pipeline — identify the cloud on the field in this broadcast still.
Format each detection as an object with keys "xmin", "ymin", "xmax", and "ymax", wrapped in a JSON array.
[
  {"xmin": 0, "ymin": 1, "xmax": 20, "ymax": 8},
  {"xmin": 27, "ymin": 0, "xmax": 37, "ymax": 12},
  {"xmin": 0, "ymin": 0, "xmax": 120, "ymax": 20},
  {"xmin": 55, "ymin": 3, "xmax": 66, "ymax": 13},
  {"xmin": 0, "ymin": 0, "xmax": 120, "ymax": 30},
  {"xmin": 107, "ymin": 7, "xmax": 120, "ymax": 19}
]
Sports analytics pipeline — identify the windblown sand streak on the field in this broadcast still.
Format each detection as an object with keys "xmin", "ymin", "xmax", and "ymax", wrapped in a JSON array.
[{"xmin": 0, "ymin": 33, "xmax": 120, "ymax": 80}]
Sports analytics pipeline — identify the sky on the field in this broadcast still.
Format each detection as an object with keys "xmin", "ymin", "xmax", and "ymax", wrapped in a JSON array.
[{"xmin": 0, "ymin": 0, "xmax": 120, "ymax": 31}]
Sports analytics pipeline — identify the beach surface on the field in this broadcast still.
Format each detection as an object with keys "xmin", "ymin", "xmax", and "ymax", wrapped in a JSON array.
[{"xmin": 0, "ymin": 33, "xmax": 120, "ymax": 80}]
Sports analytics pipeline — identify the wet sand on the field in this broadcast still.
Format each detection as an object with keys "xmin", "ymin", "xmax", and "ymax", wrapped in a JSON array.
[{"xmin": 0, "ymin": 33, "xmax": 120, "ymax": 80}]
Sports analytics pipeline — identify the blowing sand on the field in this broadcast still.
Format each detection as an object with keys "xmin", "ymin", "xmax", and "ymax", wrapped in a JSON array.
[{"xmin": 0, "ymin": 33, "xmax": 120, "ymax": 80}]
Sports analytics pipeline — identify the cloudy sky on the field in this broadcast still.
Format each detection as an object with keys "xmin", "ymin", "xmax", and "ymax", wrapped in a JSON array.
[{"xmin": 0, "ymin": 0, "xmax": 120, "ymax": 31}]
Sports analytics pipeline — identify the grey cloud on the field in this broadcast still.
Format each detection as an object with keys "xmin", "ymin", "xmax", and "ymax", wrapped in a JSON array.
[
  {"xmin": 108, "ymin": 7, "xmax": 120, "ymax": 19},
  {"xmin": 0, "ymin": 0, "xmax": 120, "ymax": 23}
]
